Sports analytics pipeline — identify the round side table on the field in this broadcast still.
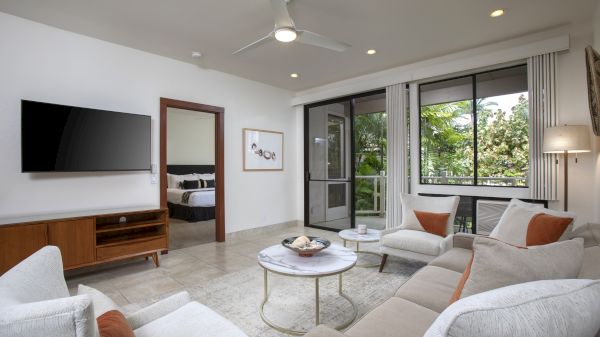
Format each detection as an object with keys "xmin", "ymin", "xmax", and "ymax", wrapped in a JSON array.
[
  {"xmin": 338, "ymin": 228, "xmax": 381, "ymax": 268},
  {"xmin": 257, "ymin": 244, "xmax": 358, "ymax": 336}
]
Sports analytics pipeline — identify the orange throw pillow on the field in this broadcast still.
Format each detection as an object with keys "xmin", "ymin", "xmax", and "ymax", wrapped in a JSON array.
[
  {"xmin": 97, "ymin": 310, "xmax": 135, "ymax": 337},
  {"xmin": 449, "ymin": 253, "xmax": 474, "ymax": 303},
  {"xmin": 414, "ymin": 210, "xmax": 451, "ymax": 237},
  {"xmin": 526, "ymin": 213, "xmax": 573, "ymax": 246}
]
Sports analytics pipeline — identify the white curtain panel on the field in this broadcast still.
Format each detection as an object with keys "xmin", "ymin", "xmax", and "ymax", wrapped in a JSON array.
[
  {"xmin": 386, "ymin": 83, "xmax": 409, "ymax": 229},
  {"xmin": 528, "ymin": 53, "xmax": 559, "ymax": 201}
]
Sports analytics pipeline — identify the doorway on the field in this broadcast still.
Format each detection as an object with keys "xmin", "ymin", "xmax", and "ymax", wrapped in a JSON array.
[
  {"xmin": 304, "ymin": 90, "xmax": 386, "ymax": 231},
  {"xmin": 159, "ymin": 98, "xmax": 225, "ymax": 247}
]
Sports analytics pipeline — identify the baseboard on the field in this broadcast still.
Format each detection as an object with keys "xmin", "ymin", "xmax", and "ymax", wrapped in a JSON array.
[{"xmin": 226, "ymin": 220, "xmax": 302, "ymax": 240}]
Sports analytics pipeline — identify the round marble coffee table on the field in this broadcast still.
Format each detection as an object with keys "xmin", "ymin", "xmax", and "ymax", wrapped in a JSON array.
[
  {"xmin": 338, "ymin": 228, "xmax": 381, "ymax": 268},
  {"xmin": 257, "ymin": 244, "xmax": 358, "ymax": 336}
]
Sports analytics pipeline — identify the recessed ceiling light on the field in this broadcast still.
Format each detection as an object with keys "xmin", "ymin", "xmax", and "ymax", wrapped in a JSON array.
[
  {"xmin": 490, "ymin": 9, "xmax": 505, "ymax": 17},
  {"xmin": 367, "ymin": 49, "xmax": 377, "ymax": 55},
  {"xmin": 191, "ymin": 51, "xmax": 203, "ymax": 58},
  {"xmin": 290, "ymin": 73, "xmax": 299, "ymax": 78}
]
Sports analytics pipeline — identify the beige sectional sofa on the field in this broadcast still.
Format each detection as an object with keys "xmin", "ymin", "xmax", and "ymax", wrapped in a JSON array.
[{"xmin": 306, "ymin": 229, "xmax": 600, "ymax": 337}]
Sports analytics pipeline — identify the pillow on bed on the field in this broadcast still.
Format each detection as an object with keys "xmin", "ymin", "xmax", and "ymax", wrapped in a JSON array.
[
  {"xmin": 197, "ymin": 173, "xmax": 215, "ymax": 181},
  {"xmin": 167, "ymin": 174, "xmax": 197, "ymax": 189},
  {"xmin": 181, "ymin": 180, "xmax": 200, "ymax": 189}
]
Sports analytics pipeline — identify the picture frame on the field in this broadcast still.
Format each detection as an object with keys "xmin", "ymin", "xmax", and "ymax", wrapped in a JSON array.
[
  {"xmin": 243, "ymin": 128, "xmax": 284, "ymax": 171},
  {"xmin": 585, "ymin": 45, "xmax": 600, "ymax": 136}
]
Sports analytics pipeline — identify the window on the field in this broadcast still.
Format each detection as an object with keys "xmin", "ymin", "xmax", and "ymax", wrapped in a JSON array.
[
  {"xmin": 419, "ymin": 65, "xmax": 529, "ymax": 187},
  {"xmin": 327, "ymin": 115, "xmax": 345, "ymax": 179}
]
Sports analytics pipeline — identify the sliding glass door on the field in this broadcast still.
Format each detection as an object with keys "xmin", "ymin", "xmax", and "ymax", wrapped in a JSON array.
[
  {"xmin": 304, "ymin": 90, "xmax": 386, "ymax": 231},
  {"xmin": 306, "ymin": 99, "xmax": 352, "ymax": 230}
]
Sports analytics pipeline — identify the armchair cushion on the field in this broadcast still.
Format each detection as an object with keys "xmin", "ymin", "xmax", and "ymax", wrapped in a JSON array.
[
  {"xmin": 78, "ymin": 285, "xmax": 119, "ymax": 319},
  {"xmin": 0, "ymin": 246, "xmax": 69, "ymax": 307},
  {"xmin": 132, "ymin": 301, "xmax": 248, "ymax": 337},
  {"xmin": 126, "ymin": 292, "xmax": 191, "ymax": 330},
  {"xmin": 382, "ymin": 230, "xmax": 444, "ymax": 256},
  {"xmin": 0, "ymin": 246, "xmax": 94, "ymax": 337},
  {"xmin": 399, "ymin": 194, "xmax": 459, "ymax": 237},
  {"xmin": 0, "ymin": 294, "xmax": 95, "ymax": 337}
]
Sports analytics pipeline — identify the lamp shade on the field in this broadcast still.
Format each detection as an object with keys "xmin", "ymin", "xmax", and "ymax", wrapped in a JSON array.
[{"xmin": 543, "ymin": 125, "xmax": 591, "ymax": 153}]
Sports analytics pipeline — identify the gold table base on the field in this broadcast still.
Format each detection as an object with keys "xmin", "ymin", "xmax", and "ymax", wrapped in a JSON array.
[
  {"xmin": 343, "ymin": 240, "xmax": 382, "ymax": 268},
  {"xmin": 259, "ymin": 268, "xmax": 359, "ymax": 336}
]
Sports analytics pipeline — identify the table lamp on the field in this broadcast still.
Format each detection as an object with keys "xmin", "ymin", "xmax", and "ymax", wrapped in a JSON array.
[{"xmin": 543, "ymin": 125, "xmax": 591, "ymax": 211}]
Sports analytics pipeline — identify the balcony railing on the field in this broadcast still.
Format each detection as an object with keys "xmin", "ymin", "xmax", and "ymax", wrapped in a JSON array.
[
  {"xmin": 355, "ymin": 173, "xmax": 527, "ymax": 217},
  {"xmin": 420, "ymin": 175, "xmax": 528, "ymax": 186},
  {"xmin": 356, "ymin": 172, "xmax": 386, "ymax": 216}
]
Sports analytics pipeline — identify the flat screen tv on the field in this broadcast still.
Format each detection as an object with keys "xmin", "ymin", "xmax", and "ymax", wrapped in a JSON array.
[{"xmin": 21, "ymin": 100, "xmax": 151, "ymax": 172}]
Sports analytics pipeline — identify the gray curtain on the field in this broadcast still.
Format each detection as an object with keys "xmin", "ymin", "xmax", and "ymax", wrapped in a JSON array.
[
  {"xmin": 386, "ymin": 83, "xmax": 409, "ymax": 229},
  {"xmin": 528, "ymin": 53, "xmax": 558, "ymax": 200}
]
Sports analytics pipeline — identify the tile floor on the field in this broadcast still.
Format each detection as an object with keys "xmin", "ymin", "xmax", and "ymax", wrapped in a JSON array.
[{"xmin": 65, "ymin": 224, "xmax": 381, "ymax": 314}]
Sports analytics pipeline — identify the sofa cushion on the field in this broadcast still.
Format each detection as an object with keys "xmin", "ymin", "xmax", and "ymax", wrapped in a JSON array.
[
  {"xmin": 345, "ymin": 297, "xmax": 438, "ymax": 337},
  {"xmin": 382, "ymin": 229, "xmax": 443, "ymax": 256},
  {"xmin": 394, "ymin": 266, "xmax": 462, "ymax": 313},
  {"xmin": 580, "ymin": 246, "xmax": 600, "ymax": 280},
  {"xmin": 451, "ymin": 237, "xmax": 584, "ymax": 302},
  {"xmin": 428, "ymin": 248, "xmax": 472, "ymax": 273},
  {"xmin": 424, "ymin": 279, "xmax": 600, "ymax": 337},
  {"xmin": 490, "ymin": 199, "xmax": 575, "ymax": 246},
  {"xmin": 133, "ymin": 301, "xmax": 247, "ymax": 337},
  {"xmin": 400, "ymin": 194, "xmax": 459, "ymax": 238}
]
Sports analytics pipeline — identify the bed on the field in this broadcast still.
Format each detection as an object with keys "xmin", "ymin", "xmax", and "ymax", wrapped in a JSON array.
[{"xmin": 166, "ymin": 165, "xmax": 216, "ymax": 222}]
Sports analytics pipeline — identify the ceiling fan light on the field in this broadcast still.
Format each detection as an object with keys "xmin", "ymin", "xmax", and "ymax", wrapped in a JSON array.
[{"xmin": 274, "ymin": 28, "xmax": 297, "ymax": 43}]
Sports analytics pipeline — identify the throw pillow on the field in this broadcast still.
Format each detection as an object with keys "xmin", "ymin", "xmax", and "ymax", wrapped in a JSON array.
[
  {"xmin": 182, "ymin": 180, "xmax": 199, "ymax": 190},
  {"xmin": 97, "ymin": 310, "xmax": 135, "ymax": 337},
  {"xmin": 450, "ymin": 237, "xmax": 583, "ymax": 303},
  {"xmin": 425, "ymin": 279, "xmax": 600, "ymax": 337},
  {"xmin": 400, "ymin": 194, "xmax": 459, "ymax": 237},
  {"xmin": 414, "ymin": 210, "xmax": 451, "ymax": 237},
  {"xmin": 490, "ymin": 200, "xmax": 575, "ymax": 246}
]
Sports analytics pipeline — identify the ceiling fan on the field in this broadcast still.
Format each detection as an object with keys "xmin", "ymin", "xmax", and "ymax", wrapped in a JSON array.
[{"xmin": 233, "ymin": 0, "xmax": 351, "ymax": 55}]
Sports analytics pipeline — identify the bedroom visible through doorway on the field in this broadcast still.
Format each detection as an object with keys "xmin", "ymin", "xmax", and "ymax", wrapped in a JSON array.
[{"xmin": 160, "ymin": 98, "xmax": 225, "ymax": 249}]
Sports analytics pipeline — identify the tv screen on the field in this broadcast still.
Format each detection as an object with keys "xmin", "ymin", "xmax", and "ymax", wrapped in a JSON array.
[{"xmin": 21, "ymin": 100, "xmax": 151, "ymax": 172}]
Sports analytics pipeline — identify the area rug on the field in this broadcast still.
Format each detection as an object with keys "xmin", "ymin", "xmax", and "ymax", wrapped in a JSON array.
[{"xmin": 181, "ymin": 257, "xmax": 424, "ymax": 337}]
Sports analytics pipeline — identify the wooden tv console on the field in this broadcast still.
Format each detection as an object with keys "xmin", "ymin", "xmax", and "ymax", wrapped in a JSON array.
[{"xmin": 0, "ymin": 207, "xmax": 169, "ymax": 274}]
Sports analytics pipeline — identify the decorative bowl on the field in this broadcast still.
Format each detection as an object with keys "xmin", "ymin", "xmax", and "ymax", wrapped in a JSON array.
[{"xmin": 282, "ymin": 236, "xmax": 331, "ymax": 257}]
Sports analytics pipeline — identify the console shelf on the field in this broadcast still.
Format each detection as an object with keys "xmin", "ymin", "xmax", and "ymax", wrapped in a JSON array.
[{"xmin": 0, "ymin": 207, "xmax": 169, "ymax": 273}]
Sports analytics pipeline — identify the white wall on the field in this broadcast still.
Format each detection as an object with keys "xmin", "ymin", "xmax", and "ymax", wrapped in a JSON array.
[
  {"xmin": 0, "ymin": 12, "xmax": 297, "ymax": 234},
  {"xmin": 554, "ymin": 22, "xmax": 598, "ymax": 226},
  {"xmin": 167, "ymin": 108, "xmax": 215, "ymax": 165}
]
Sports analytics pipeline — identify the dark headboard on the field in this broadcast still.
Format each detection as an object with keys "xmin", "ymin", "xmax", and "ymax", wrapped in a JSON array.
[{"xmin": 167, "ymin": 165, "xmax": 214, "ymax": 175}]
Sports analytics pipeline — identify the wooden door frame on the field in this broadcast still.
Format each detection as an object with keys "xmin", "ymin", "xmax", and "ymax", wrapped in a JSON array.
[{"xmin": 159, "ymin": 98, "xmax": 225, "ymax": 242}]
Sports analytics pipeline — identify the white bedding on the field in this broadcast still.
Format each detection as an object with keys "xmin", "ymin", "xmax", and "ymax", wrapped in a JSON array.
[{"xmin": 167, "ymin": 188, "xmax": 215, "ymax": 207}]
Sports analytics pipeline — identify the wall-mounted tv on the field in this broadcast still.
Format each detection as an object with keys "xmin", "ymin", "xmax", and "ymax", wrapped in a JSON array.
[{"xmin": 21, "ymin": 100, "xmax": 151, "ymax": 172}]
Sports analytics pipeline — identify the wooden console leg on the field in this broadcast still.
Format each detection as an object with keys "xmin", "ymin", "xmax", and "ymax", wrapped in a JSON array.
[
  {"xmin": 378, "ymin": 254, "xmax": 388, "ymax": 273},
  {"xmin": 151, "ymin": 252, "xmax": 160, "ymax": 268},
  {"xmin": 145, "ymin": 256, "xmax": 149, "ymax": 261}
]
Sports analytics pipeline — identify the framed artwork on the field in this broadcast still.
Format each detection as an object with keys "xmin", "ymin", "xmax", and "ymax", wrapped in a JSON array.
[
  {"xmin": 585, "ymin": 45, "xmax": 600, "ymax": 136},
  {"xmin": 243, "ymin": 128, "xmax": 284, "ymax": 171}
]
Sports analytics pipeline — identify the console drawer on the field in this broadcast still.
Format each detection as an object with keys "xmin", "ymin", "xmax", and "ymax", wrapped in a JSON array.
[{"xmin": 96, "ymin": 236, "xmax": 166, "ymax": 261}]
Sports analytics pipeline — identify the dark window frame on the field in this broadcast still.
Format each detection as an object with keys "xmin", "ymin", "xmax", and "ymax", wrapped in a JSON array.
[{"xmin": 418, "ymin": 64, "xmax": 529, "ymax": 188}]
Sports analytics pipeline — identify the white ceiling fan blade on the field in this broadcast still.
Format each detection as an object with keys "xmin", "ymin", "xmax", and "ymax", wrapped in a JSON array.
[
  {"xmin": 270, "ymin": 0, "xmax": 295, "ymax": 29},
  {"xmin": 232, "ymin": 33, "xmax": 274, "ymax": 55},
  {"xmin": 296, "ymin": 30, "xmax": 350, "ymax": 52}
]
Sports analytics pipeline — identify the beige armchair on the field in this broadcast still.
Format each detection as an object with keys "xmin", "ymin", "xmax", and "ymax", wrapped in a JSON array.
[{"xmin": 379, "ymin": 194, "xmax": 460, "ymax": 271}]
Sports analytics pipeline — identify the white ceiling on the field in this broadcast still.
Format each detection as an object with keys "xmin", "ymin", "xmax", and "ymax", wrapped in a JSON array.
[{"xmin": 0, "ymin": 0, "xmax": 595, "ymax": 91}]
